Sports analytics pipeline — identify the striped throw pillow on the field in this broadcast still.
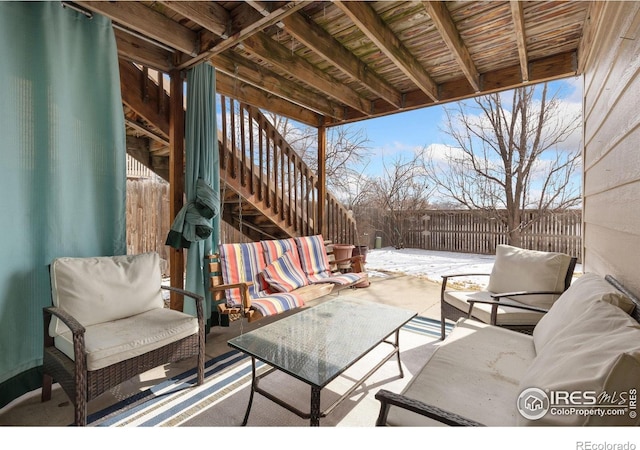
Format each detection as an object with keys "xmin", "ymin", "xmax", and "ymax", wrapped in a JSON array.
[
  {"xmin": 219, "ymin": 242, "xmax": 268, "ymax": 306},
  {"xmin": 261, "ymin": 238, "xmax": 301, "ymax": 266},
  {"xmin": 257, "ymin": 250, "xmax": 309, "ymax": 293},
  {"xmin": 295, "ymin": 234, "xmax": 332, "ymax": 282}
]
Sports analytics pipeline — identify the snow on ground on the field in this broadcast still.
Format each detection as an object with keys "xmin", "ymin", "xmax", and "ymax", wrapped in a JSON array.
[{"xmin": 363, "ymin": 247, "xmax": 582, "ymax": 289}]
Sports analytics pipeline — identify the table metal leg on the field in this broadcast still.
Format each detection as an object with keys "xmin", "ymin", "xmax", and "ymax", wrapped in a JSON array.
[
  {"xmin": 310, "ymin": 386, "xmax": 321, "ymax": 426},
  {"xmin": 241, "ymin": 357, "xmax": 257, "ymax": 426},
  {"xmin": 394, "ymin": 329, "xmax": 404, "ymax": 378}
]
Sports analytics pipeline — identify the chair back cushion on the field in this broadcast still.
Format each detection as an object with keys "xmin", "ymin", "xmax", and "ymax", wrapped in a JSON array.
[
  {"xmin": 256, "ymin": 250, "xmax": 309, "ymax": 293},
  {"xmin": 295, "ymin": 234, "xmax": 332, "ymax": 282},
  {"xmin": 533, "ymin": 273, "xmax": 636, "ymax": 351},
  {"xmin": 49, "ymin": 253, "xmax": 164, "ymax": 336},
  {"xmin": 218, "ymin": 242, "xmax": 268, "ymax": 306},
  {"xmin": 487, "ymin": 245, "xmax": 572, "ymax": 309},
  {"xmin": 518, "ymin": 299, "xmax": 640, "ymax": 426}
]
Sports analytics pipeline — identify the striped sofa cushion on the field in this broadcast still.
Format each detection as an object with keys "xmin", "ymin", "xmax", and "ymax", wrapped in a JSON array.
[
  {"xmin": 261, "ymin": 237, "xmax": 301, "ymax": 266},
  {"xmin": 257, "ymin": 250, "xmax": 309, "ymax": 293},
  {"xmin": 218, "ymin": 242, "xmax": 268, "ymax": 307},
  {"xmin": 294, "ymin": 234, "xmax": 332, "ymax": 282},
  {"xmin": 251, "ymin": 292, "xmax": 305, "ymax": 318}
]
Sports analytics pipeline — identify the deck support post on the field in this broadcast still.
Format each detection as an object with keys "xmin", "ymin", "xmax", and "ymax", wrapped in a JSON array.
[
  {"xmin": 317, "ymin": 126, "xmax": 327, "ymax": 236},
  {"xmin": 169, "ymin": 69, "xmax": 185, "ymax": 311}
]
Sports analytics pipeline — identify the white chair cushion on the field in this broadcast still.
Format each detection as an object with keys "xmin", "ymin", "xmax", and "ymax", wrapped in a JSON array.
[
  {"xmin": 518, "ymin": 299, "xmax": 640, "ymax": 426},
  {"xmin": 533, "ymin": 273, "xmax": 637, "ymax": 352},
  {"xmin": 54, "ymin": 308, "xmax": 198, "ymax": 371},
  {"xmin": 50, "ymin": 253, "xmax": 164, "ymax": 336},
  {"xmin": 444, "ymin": 290, "xmax": 545, "ymax": 326},
  {"xmin": 387, "ymin": 318, "xmax": 535, "ymax": 426},
  {"xmin": 487, "ymin": 245, "xmax": 572, "ymax": 310}
]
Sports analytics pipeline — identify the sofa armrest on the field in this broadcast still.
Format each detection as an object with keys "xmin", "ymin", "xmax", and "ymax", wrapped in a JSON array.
[
  {"xmin": 442, "ymin": 273, "xmax": 491, "ymax": 280},
  {"xmin": 43, "ymin": 306, "xmax": 88, "ymax": 377},
  {"xmin": 490, "ymin": 290, "xmax": 563, "ymax": 300},
  {"xmin": 468, "ymin": 296, "xmax": 550, "ymax": 326},
  {"xmin": 330, "ymin": 255, "xmax": 366, "ymax": 273},
  {"xmin": 441, "ymin": 273, "xmax": 491, "ymax": 301},
  {"xmin": 208, "ymin": 281, "xmax": 253, "ymax": 309},
  {"xmin": 161, "ymin": 285, "xmax": 205, "ymax": 322},
  {"xmin": 43, "ymin": 306, "xmax": 85, "ymax": 336},
  {"xmin": 375, "ymin": 389, "xmax": 485, "ymax": 426}
]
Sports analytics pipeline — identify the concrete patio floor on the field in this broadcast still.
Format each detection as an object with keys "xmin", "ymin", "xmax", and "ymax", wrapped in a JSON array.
[{"xmin": 0, "ymin": 272, "xmax": 442, "ymax": 426}]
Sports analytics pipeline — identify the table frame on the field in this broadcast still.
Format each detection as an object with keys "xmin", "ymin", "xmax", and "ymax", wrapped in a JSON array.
[{"xmin": 230, "ymin": 296, "xmax": 415, "ymax": 427}]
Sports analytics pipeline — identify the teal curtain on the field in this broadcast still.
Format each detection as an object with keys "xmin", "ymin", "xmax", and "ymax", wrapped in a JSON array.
[
  {"xmin": 0, "ymin": 3, "xmax": 126, "ymax": 407},
  {"xmin": 182, "ymin": 63, "xmax": 220, "ymax": 327}
]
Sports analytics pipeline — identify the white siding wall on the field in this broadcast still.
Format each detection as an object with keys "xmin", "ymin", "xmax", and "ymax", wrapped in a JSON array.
[{"xmin": 583, "ymin": 1, "xmax": 640, "ymax": 294}]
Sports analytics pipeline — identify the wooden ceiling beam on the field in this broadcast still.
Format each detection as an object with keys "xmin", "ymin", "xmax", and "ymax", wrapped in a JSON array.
[
  {"xmin": 77, "ymin": 1, "xmax": 198, "ymax": 56},
  {"xmin": 169, "ymin": 1, "xmax": 308, "ymax": 70},
  {"xmin": 422, "ymin": 1, "xmax": 481, "ymax": 93},
  {"xmin": 216, "ymin": 70, "xmax": 321, "ymax": 127},
  {"xmin": 281, "ymin": 12, "xmax": 403, "ymax": 109},
  {"xmin": 577, "ymin": 1, "xmax": 607, "ymax": 75},
  {"xmin": 210, "ymin": 52, "xmax": 344, "ymax": 120},
  {"xmin": 240, "ymin": 32, "xmax": 372, "ymax": 115},
  {"xmin": 329, "ymin": 51, "xmax": 577, "ymax": 126},
  {"xmin": 160, "ymin": 1, "xmax": 231, "ymax": 38},
  {"xmin": 336, "ymin": 1, "xmax": 439, "ymax": 102},
  {"xmin": 114, "ymin": 29, "xmax": 173, "ymax": 73},
  {"xmin": 509, "ymin": 0, "xmax": 529, "ymax": 82}
]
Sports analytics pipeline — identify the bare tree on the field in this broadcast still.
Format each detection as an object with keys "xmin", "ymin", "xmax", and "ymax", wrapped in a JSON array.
[
  {"xmin": 366, "ymin": 152, "xmax": 432, "ymax": 248},
  {"xmin": 423, "ymin": 83, "xmax": 582, "ymax": 247},
  {"xmin": 264, "ymin": 112, "xmax": 372, "ymax": 204}
]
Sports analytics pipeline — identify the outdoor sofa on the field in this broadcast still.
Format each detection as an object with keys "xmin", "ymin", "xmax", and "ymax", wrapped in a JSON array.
[
  {"xmin": 208, "ymin": 234, "xmax": 368, "ymax": 324},
  {"xmin": 376, "ymin": 273, "xmax": 640, "ymax": 426}
]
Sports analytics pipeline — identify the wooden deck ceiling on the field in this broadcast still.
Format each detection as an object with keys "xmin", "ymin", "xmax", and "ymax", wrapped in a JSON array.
[{"xmin": 75, "ymin": 1, "xmax": 597, "ymax": 131}]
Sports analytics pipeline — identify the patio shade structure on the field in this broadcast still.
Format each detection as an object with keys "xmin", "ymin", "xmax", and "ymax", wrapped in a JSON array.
[
  {"xmin": 80, "ymin": 1, "xmax": 594, "ymax": 127},
  {"xmin": 71, "ymin": 0, "xmax": 599, "ymax": 299}
]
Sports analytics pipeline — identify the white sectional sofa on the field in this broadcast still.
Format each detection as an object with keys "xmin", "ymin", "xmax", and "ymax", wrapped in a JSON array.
[{"xmin": 375, "ymin": 273, "xmax": 640, "ymax": 426}]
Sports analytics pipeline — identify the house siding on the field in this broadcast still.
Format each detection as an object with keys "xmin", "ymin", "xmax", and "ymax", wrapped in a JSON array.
[{"xmin": 583, "ymin": 1, "xmax": 640, "ymax": 294}]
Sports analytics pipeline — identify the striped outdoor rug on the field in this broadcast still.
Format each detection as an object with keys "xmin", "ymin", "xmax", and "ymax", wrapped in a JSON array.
[{"xmin": 88, "ymin": 316, "xmax": 452, "ymax": 427}]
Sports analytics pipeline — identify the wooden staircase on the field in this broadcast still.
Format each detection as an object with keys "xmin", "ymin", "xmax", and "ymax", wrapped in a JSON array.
[{"xmin": 120, "ymin": 61, "xmax": 358, "ymax": 244}]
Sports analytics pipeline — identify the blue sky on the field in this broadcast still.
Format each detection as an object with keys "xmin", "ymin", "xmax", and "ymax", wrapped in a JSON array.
[{"xmin": 353, "ymin": 76, "xmax": 583, "ymax": 178}]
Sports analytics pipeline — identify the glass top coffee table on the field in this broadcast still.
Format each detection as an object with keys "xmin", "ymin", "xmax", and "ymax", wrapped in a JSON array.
[{"xmin": 227, "ymin": 296, "xmax": 417, "ymax": 426}]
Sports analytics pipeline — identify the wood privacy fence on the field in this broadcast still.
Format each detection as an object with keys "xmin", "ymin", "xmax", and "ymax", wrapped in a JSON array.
[
  {"xmin": 126, "ymin": 174, "xmax": 249, "ymax": 271},
  {"xmin": 403, "ymin": 209, "xmax": 582, "ymax": 262},
  {"xmin": 126, "ymin": 177, "xmax": 171, "ymax": 269}
]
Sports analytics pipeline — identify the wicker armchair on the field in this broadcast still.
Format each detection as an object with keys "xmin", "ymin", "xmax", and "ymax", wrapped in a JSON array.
[
  {"xmin": 440, "ymin": 245, "xmax": 577, "ymax": 339},
  {"xmin": 40, "ymin": 253, "xmax": 205, "ymax": 426}
]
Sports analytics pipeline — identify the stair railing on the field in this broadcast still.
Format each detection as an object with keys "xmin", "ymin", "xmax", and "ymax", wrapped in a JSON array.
[
  {"xmin": 123, "ymin": 60, "xmax": 358, "ymax": 244},
  {"xmin": 218, "ymin": 96, "xmax": 357, "ymax": 244}
]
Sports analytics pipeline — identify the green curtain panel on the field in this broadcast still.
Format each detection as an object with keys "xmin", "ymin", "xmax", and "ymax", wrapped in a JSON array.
[
  {"xmin": 181, "ymin": 62, "xmax": 220, "ymax": 327},
  {"xmin": 0, "ymin": 3, "xmax": 126, "ymax": 407}
]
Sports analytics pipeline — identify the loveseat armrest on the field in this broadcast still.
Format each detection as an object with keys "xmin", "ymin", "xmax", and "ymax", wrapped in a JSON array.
[
  {"xmin": 490, "ymin": 290, "xmax": 563, "ymax": 301},
  {"xmin": 375, "ymin": 389, "xmax": 485, "ymax": 427},
  {"xmin": 208, "ymin": 281, "xmax": 253, "ymax": 309},
  {"xmin": 441, "ymin": 273, "xmax": 491, "ymax": 280},
  {"xmin": 441, "ymin": 273, "xmax": 491, "ymax": 300},
  {"xmin": 467, "ymin": 297, "xmax": 549, "ymax": 314},
  {"xmin": 42, "ymin": 306, "xmax": 88, "ymax": 385},
  {"xmin": 43, "ymin": 306, "xmax": 85, "ymax": 337},
  {"xmin": 161, "ymin": 285, "xmax": 205, "ymax": 385},
  {"xmin": 330, "ymin": 254, "xmax": 366, "ymax": 273},
  {"xmin": 161, "ymin": 285, "xmax": 205, "ymax": 318}
]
